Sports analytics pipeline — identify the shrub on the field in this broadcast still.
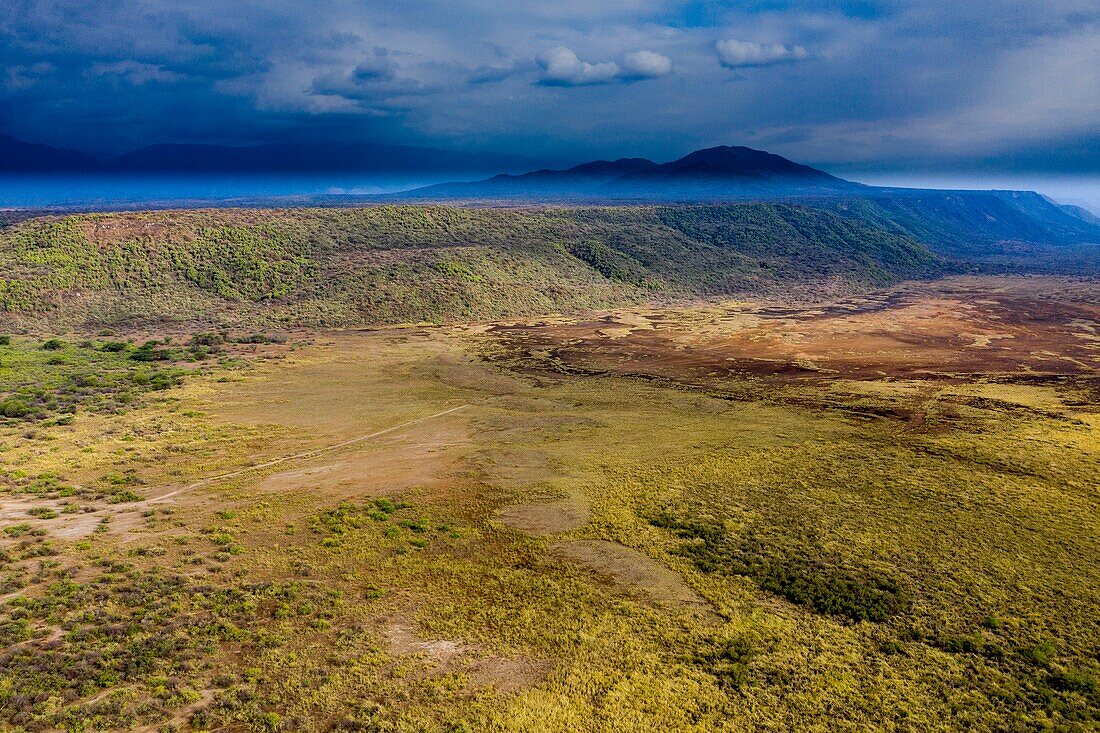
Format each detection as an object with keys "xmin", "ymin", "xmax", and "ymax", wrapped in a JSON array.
[
  {"xmin": 149, "ymin": 372, "xmax": 177, "ymax": 390},
  {"xmin": 3, "ymin": 523, "xmax": 32, "ymax": 537},
  {"xmin": 190, "ymin": 333, "xmax": 224, "ymax": 347},
  {"xmin": 1021, "ymin": 641, "xmax": 1058, "ymax": 666},
  {"xmin": 650, "ymin": 511, "xmax": 907, "ymax": 622},
  {"xmin": 561, "ymin": 240, "xmax": 649, "ymax": 285},
  {"xmin": 435, "ymin": 260, "xmax": 483, "ymax": 282},
  {"xmin": 694, "ymin": 635, "xmax": 755, "ymax": 689},
  {"xmin": 938, "ymin": 633, "xmax": 986, "ymax": 655},
  {"xmin": 0, "ymin": 335, "xmax": 10, "ymax": 345},
  {"xmin": 400, "ymin": 518, "xmax": 430, "ymax": 533},
  {"xmin": 131, "ymin": 342, "xmax": 171, "ymax": 362},
  {"xmin": 0, "ymin": 398, "xmax": 32, "ymax": 418},
  {"xmin": 236, "ymin": 333, "xmax": 282, "ymax": 344},
  {"xmin": 41, "ymin": 338, "xmax": 64, "ymax": 350},
  {"xmin": 1049, "ymin": 668, "xmax": 1098, "ymax": 694}
]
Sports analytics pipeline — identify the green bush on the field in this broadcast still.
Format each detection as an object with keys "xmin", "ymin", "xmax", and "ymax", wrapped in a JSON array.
[
  {"xmin": 694, "ymin": 635, "xmax": 755, "ymax": 689},
  {"xmin": 1021, "ymin": 641, "xmax": 1058, "ymax": 666},
  {"xmin": 0, "ymin": 398, "xmax": 32, "ymax": 418},
  {"xmin": 130, "ymin": 342, "xmax": 171, "ymax": 362},
  {"xmin": 650, "ymin": 511, "xmax": 906, "ymax": 622},
  {"xmin": 190, "ymin": 333, "xmax": 224, "ymax": 347},
  {"xmin": 28, "ymin": 506, "xmax": 58, "ymax": 519},
  {"xmin": 41, "ymin": 338, "xmax": 64, "ymax": 350},
  {"xmin": 435, "ymin": 260, "xmax": 483, "ymax": 282},
  {"xmin": 236, "ymin": 333, "xmax": 275, "ymax": 344},
  {"xmin": 1049, "ymin": 668, "xmax": 1098, "ymax": 694}
]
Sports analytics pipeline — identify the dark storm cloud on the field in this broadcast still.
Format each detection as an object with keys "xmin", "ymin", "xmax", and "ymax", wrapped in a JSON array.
[{"xmin": 0, "ymin": 0, "xmax": 1096, "ymax": 171}]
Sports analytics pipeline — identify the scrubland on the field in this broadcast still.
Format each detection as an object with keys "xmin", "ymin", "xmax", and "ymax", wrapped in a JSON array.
[
  {"xmin": 0, "ymin": 205, "xmax": 947, "ymax": 331},
  {"xmin": 0, "ymin": 273, "xmax": 1097, "ymax": 732}
]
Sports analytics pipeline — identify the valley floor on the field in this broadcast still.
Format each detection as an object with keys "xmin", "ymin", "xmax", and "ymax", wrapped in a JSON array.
[{"xmin": 1, "ymin": 275, "xmax": 1098, "ymax": 732}]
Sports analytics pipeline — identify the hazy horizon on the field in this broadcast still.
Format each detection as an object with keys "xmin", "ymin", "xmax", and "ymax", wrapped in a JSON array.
[
  {"xmin": 840, "ymin": 172, "xmax": 1100, "ymax": 214},
  {"xmin": 2, "ymin": 167, "xmax": 1098, "ymax": 216}
]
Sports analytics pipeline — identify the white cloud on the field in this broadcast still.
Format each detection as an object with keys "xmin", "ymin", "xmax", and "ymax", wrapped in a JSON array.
[
  {"xmin": 3, "ymin": 63, "xmax": 55, "ymax": 92},
  {"xmin": 535, "ymin": 47, "xmax": 671, "ymax": 86},
  {"xmin": 621, "ymin": 50, "xmax": 672, "ymax": 79},
  {"xmin": 716, "ymin": 39, "xmax": 808, "ymax": 68},
  {"xmin": 537, "ymin": 47, "xmax": 620, "ymax": 86}
]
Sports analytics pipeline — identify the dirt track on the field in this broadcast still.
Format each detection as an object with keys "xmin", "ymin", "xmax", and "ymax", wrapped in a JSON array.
[{"xmin": 149, "ymin": 404, "xmax": 469, "ymax": 504}]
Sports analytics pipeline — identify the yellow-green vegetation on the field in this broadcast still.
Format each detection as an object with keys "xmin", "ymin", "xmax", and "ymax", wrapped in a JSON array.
[
  {"xmin": 0, "ymin": 284, "xmax": 1097, "ymax": 731},
  {"xmin": 0, "ymin": 204, "xmax": 946, "ymax": 330},
  {"xmin": 550, "ymin": 382, "xmax": 1100, "ymax": 730},
  {"xmin": 0, "ymin": 331, "xmax": 291, "ymax": 584},
  {"xmin": 0, "ymin": 334, "xmax": 191, "ymax": 425}
]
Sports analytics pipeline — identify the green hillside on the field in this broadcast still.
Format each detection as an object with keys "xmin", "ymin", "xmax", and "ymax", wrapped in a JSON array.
[
  {"xmin": 829, "ymin": 191, "xmax": 1100, "ymax": 256},
  {"xmin": 0, "ymin": 204, "xmax": 947, "ymax": 331}
]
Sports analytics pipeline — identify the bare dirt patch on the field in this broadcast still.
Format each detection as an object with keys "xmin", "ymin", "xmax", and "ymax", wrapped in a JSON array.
[
  {"xmin": 255, "ymin": 420, "xmax": 470, "ymax": 500},
  {"xmin": 487, "ymin": 276, "xmax": 1100, "ymax": 391},
  {"xmin": 473, "ymin": 447, "xmax": 552, "ymax": 491},
  {"xmin": 551, "ymin": 539, "xmax": 712, "ymax": 614},
  {"xmin": 497, "ymin": 497, "xmax": 589, "ymax": 536},
  {"xmin": 0, "ymin": 494, "xmax": 148, "ymax": 541},
  {"xmin": 383, "ymin": 617, "xmax": 550, "ymax": 694}
]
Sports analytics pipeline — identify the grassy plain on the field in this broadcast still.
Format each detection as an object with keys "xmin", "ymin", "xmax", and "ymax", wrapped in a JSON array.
[{"xmin": 0, "ymin": 276, "xmax": 1097, "ymax": 732}]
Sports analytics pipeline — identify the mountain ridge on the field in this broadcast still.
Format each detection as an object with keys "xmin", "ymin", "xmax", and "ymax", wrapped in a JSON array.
[
  {"xmin": 403, "ymin": 145, "xmax": 864, "ymax": 201},
  {"xmin": 0, "ymin": 134, "xmax": 101, "ymax": 172},
  {"xmin": 3, "ymin": 134, "xmax": 1098, "ymax": 255}
]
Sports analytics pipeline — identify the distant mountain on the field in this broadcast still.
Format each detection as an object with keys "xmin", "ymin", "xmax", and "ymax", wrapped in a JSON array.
[
  {"xmin": 641, "ymin": 146, "xmax": 834, "ymax": 179},
  {"xmin": 0, "ymin": 134, "xmax": 100, "ymax": 172},
  {"xmin": 1059, "ymin": 202, "xmax": 1100, "ymax": 225},
  {"xmin": 403, "ymin": 145, "xmax": 862, "ymax": 201},
  {"xmin": 0, "ymin": 134, "xmax": 545, "ymax": 175},
  {"xmin": 4, "ymin": 133, "xmax": 1098, "ymax": 257},
  {"xmin": 420, "ymin": 157, "xmax": 658, "ymax": 197},
  {"xmin": 395, "ymin": 145, "xmax": 1100, "ymax": 252}
]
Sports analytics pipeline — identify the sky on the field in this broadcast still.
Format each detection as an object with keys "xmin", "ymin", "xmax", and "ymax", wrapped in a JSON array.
[{"xmin": 1, "ymin": 0, "xmax": 1098, "ymax": 180}]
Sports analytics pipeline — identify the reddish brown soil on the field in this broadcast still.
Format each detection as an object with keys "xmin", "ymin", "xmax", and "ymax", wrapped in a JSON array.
[{"xmin": 488, "ymin": 278, "xmax": 1100, "ymax": 390}]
